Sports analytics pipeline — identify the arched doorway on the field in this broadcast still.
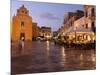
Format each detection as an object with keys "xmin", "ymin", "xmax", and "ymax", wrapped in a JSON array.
[{"xmin": 20, "ymin": 33, "xmax": 25, "ymax": 41}]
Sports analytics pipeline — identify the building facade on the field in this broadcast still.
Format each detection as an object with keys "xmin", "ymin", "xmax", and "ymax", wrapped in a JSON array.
[
  {"xmin": 61, "ymin": 5, "xmax": 96, "ymax": 43},
  {"xmin": 11, "ymin": 5, "xmax": 33, "ymax": 41},
  {"xmin": 32, "ymin": 22, "xmax": 40, "ymax": 39},
  {"xmin": 40, "ymin": 27, "xmax": 52, "ymax": 40},
  {"xmin": 84, "ymin": 5, "xmax": 96, "ymax": 32},
  {"xmin": 63, "ymin": 10, "xmax": 84, "ymax": 32}
]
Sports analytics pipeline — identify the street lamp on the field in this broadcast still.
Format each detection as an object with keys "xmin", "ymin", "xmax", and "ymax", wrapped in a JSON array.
[
  {"xmin": 74, "ymin": 27, "xmax": 77, "ymax": 44},
  {"xmin": 74, "ymin": 27, "xmax": 77, "ymax": 48}
]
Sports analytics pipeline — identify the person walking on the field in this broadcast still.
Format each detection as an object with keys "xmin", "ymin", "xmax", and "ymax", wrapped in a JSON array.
[
  {"xmin": 21, "ymin": 37, "xmax": 25, "ymax": 50},
  {"xmin": 18, "ymin": 37, "xmax": 25, "ymax": 54},
  {"xmin": 18, "ymin": 38, "xmax": 22, "ymax": 54}
]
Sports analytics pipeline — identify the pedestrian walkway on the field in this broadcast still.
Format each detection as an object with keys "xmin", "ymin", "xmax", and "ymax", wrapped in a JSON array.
[{"xmin": 11, "ymin": 41, "xmax": 96, "ymax": 74}]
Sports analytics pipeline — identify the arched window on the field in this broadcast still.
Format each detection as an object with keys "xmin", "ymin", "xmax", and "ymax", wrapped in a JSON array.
[
  {"xmin": 22, "ymin": 10, "xmax": 24, "ymax": 13},
  {"xmin": 21, "ymin": 21, "xmax": 24, "ymax": 27}
]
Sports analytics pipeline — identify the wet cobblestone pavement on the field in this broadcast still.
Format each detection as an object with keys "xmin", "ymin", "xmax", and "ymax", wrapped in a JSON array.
[{"xmin": 11, "ymin": 41, "xmax": 96, "ymax": 74}]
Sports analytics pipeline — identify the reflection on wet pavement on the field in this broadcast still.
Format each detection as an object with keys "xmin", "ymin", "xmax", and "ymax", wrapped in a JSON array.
[{"xmin": 11, "ymin": 41, "xmax": 96, "ymax": 74}]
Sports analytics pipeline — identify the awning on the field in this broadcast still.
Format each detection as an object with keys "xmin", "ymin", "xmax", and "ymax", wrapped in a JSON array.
[{"xmin": 63, "ymin": 26, "xmax": 94, "ymax": 35}]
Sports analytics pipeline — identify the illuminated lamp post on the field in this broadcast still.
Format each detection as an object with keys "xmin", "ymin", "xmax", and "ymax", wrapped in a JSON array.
[
  {"xmin": 74, "ymin": 27, "xmax": 77, "ymax": 48},
  {"xmin": 74, "ymin": 27, "xmax": 77, "ymax": 44}
]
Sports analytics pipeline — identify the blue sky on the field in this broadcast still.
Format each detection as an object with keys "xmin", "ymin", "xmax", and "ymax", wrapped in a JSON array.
[{"xmin": 11, "ymin": 0, "xmax": 84, "ymax": 31}]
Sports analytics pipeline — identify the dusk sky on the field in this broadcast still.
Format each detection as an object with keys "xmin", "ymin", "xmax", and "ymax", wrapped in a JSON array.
[{"xmin": 11, "ymin": 0, "xmax": 84, "ymax": 31}]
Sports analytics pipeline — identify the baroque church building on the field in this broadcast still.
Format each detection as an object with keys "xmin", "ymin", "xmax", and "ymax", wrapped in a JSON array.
[{"xmin": 11, "ymin": 5, "xmax": 33, "ymax": 41}]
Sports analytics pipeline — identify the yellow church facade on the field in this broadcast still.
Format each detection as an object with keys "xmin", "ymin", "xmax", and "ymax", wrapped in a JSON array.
[{"xmin": 11, "ymin": 5, "xmax": 33, "ymax": 41}]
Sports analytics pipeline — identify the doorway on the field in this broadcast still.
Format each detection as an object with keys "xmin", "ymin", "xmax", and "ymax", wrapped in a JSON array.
[{"xmin": 20, "ymin": 33, "xmax": 25, "ymax": 41}]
